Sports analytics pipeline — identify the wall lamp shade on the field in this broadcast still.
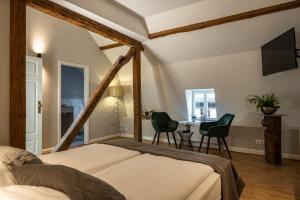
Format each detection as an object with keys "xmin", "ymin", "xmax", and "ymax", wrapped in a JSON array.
[{"xmin": 108, "ymin": 86, "xmax": 124, "ymax": 97}]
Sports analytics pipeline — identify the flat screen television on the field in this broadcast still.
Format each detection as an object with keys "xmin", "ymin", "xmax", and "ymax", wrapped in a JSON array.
[{"xmin": 261, "ymin": 28, "xmax": 298, "ymax": 76}]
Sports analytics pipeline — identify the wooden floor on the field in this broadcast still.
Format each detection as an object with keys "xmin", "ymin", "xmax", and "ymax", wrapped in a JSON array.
[{"xmin": 147, "ymin": 141, "xmax": 300, "ymax": 200}]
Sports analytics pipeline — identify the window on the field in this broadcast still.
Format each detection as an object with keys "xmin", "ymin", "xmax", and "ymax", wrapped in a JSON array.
[{"xmin": 186, "ymin": 89, "xmax": 217, "ymax": 120}]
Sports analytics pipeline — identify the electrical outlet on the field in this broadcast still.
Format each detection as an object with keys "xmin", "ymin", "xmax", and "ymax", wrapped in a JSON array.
[{"xmin": 255, "ymin": 140, "xmax": 264, "ymax": 145}]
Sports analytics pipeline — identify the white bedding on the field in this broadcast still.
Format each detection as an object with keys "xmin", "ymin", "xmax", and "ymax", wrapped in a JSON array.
[
  {"xmin": 0, "ymin": 185, "xmax": 70, "ymax": 200},
  {"xmin": 94, "ymin": 153, "xmax": 221, "ymax": 200},
  {"xmin": 40, "ymin": 144, "xmax": 141, "ymax": 174},
  {"xmin": 4, "ymin": 143, "xmax": 221, "ymax": 200}
]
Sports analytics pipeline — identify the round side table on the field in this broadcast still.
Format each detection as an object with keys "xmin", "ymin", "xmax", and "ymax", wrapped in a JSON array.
[{"xmin": 178, "ymin": 130, "xmax": 194, "ymax": 151}]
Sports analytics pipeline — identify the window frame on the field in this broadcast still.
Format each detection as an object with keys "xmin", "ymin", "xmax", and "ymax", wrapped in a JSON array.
[{"xmin": 191, "ymin": 89, "xmax": 217, "ymax": 120}]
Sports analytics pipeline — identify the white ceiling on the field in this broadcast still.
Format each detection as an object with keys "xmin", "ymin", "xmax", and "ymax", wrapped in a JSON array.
[
  {"xmin": 114, "ymin": 0, "xmax": 200, "ymax": 17},
  {"xmin": 58, "ymin": 0, "xmax": 299, "ymax": 65}
]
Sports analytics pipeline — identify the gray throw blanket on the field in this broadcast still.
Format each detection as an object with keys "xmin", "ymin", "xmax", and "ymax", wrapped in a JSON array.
[
  {"xmin": 103, "ymin": 139, "xmax": 245, "ymax": 200},
  {"xmin": 10, "ymin": 164, "xmax": 126, "ymax": 200}
]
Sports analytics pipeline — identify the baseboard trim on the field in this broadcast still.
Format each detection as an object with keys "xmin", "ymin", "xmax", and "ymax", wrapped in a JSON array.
[{"xmin": 121, "ymin": 133, "xmax": 300, "ymax": 160}]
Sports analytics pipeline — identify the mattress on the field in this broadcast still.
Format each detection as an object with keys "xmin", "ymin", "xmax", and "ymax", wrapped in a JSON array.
[
  {"xmin": 39, "ymin": 144, "xmax": 221, "ymax": 200},
  {"xmin": 94, "ymin": 153, "xmax": 221, "ymax": 200},
  {"xmin": 40, "ymin": 143, "xmax": 141, "ymax": 174}
]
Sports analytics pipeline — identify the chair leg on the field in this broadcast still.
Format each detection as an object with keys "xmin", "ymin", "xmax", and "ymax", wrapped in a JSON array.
[
  {"xmin": 206, "ymin": 137, "xmax": 211, "ymax": 154},
  {"xmin": 171, "ymin": 132, "xmax": 178, "ymax": 149},
  {"xmin": 179, "ymin": 139, "xmax": 183, "ymax": 149},
  {"xmin": 198, "ymin": 135, "xmax": 204, "ymax": 152},
  {"xmin": 166, "ymin": 132, "xmax": 171, "ymax": 147},
  {"xmin": 222, "ymin": 137, "xmax": 232, "ymax": 159},
  {"xmin": 152, "ymin": 132, "xmax": 157, "ymax": 144},
  {"xmin": 157, "ymin": 132, "xmax": 161, "ymax": 145},
  {"xmin": 189, "ymin": 139, "xmax": 194, "ymax": 151},
  {"xmin": 217, "ymin": 137, "xmax": 221, "ymax": 152}
]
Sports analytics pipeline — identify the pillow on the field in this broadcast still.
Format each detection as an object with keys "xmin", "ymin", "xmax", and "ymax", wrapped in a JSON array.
[
  {"xmin": 0, "ymin": 163, "xmax": 17, "ymax": 187},
  {"xmin": 0, "ymin": 146, "xmax": 43, "ymax": 167},
  {"xmin": 10, "ymin": 164, "xmax": 126, "ymax": 200},
  {"xmin": 0, "ymin": 185, "xmax": 70, "ymax": 200}
]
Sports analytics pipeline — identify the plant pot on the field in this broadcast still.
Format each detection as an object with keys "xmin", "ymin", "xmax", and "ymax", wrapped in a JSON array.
[{"xmin": 260, "ymin": 107, "xmax": 278, "ymax": 115}]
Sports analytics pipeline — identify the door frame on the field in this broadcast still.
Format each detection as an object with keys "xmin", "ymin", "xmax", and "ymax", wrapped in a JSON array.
[
  {"xmin": 26, "ymin": 56, "xmax": 43, "ymax": 155},
  {"xmin": 58, "ymin": 61, "xmax": 89, "ymax": 144}
]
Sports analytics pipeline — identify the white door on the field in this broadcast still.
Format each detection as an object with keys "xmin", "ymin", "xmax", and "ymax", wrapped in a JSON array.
[{"xmin": 26, "ymin": 56, "xmax": 42, "ymax": 155}]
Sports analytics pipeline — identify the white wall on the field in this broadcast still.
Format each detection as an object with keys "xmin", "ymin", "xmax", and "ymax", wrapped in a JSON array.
[
  {"xmin": 148, "ymin": 50, "xmax": 300, "ymax": 155},
  {"xmin": 26, "ymin": 7, "xmax": 121, "ymax": 148},
  {"xmin": 0, "ymin": 0, "xmax": 10, "ymax": 145}
]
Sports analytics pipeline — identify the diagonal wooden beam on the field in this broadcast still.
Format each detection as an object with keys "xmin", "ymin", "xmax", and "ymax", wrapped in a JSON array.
[
  {"xmin": 149, "ymin": 0, "xmax": 300, "ymax": 39},
  {"xmin": 54, "ymin": 48, "xmax": 136, "ymax": 152},
  {"xmin": 26, "ymin": 0, "xmax": 143, "ymax": 49},
  {"xmin": 99, "ymin": 43, "xmax": 125, "ymax": 51}
]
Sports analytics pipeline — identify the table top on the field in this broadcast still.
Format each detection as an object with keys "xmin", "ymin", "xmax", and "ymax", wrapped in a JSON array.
[{"xmin": 178, "ymin": 120, "xmax": 201, "ymax": 125}]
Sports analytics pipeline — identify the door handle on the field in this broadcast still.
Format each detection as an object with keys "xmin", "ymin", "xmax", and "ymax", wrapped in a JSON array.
[{"xmin": 38, "ymin": 101, "xmax": 42, "ymax": 114}]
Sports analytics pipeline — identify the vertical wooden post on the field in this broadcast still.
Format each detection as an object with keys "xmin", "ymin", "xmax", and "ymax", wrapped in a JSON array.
[
  {"xmin": 10, "ymin": 0, "xmax": 26, "ymax": 149},
  {"xmin": 262, "ymin": 115, "xmax": 282, "ymax": 164},
  {"xmin": 133, "ymin": 48, "xmax": 142, "ymax": 142}
]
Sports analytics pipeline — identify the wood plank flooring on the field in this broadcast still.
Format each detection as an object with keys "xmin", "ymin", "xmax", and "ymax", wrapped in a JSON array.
[{"xmin": 147, "ymin": 140, "xmax": 300, "ymax": 200}]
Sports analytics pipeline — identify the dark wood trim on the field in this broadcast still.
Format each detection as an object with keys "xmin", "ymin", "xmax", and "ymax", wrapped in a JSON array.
[
  {"xmin": 99, "ymin": 43, "xmax": 125, "ymax": 51},
  {"xmin": 54, "ymin": 48, "xmax": 136, "ymax": 152},
  {"xmin": 133, "ymin": 48, "xmax": 142, "ymax": 142},
  {"xmin": 10, "ymin": 0, "xmax": 26, "ymax": 149},
  {"xmin": 26, "ymin": 0, "xmax": 143, "ymax": 49},
  {"xmin": 149, "ymin": 0, "xmax": 300, "ymax": 39}
]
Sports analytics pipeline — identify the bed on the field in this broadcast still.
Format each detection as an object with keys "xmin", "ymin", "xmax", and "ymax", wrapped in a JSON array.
[
  {"xmin": 1, "ymin": 140, "xmax": 244, "ymax": 200},
  {"xmin": 40, "ymin": 143, "xmax": 222, "ymax": 200}
]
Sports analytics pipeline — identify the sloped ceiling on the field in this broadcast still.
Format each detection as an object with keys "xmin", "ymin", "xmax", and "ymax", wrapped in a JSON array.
[
  {"xmin": 145, "ymin": 8, "xmax": 300, "ymax": 63},
  {"xmin": 61, "ymin": 0, "xmax": 299, "ymax": 64},
  {"xmin": 114, "ymin": 0, "xmax": 200, "ymax": 17}
]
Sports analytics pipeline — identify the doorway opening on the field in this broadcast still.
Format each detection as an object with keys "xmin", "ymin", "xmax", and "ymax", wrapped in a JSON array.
[{"xmin": 58, "ymin": 61, "xmax": 89, "ymax": 147}]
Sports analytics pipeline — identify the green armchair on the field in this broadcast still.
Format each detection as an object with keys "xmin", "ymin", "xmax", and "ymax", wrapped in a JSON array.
[
  {"xmin": 151, "ymin": 112, "xmax": 178, "ymax": 148},
  {"xmin": 198, "ymin": 113, "xmax": 235, "ymax": 159}
]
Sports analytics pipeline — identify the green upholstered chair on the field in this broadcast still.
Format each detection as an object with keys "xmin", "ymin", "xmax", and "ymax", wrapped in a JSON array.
[
  {"xmin": 151, "ymin": 112, "xmax": 178, "ymax": 148},
  {"xmin": 198, "ymin": 113, "xmax": 235, "ymax": 159}
]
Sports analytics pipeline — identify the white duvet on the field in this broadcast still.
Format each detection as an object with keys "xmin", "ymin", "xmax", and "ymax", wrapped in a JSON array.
[{"xmin": 0, "ymin": 144, "xmax": 221, "ymax": 200}]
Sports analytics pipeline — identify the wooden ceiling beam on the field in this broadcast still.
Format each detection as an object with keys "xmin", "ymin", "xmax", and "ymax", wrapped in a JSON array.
[
  {"xmin": 54, "ymin": 48, "xmax": 136, "ymax": 152},
  {"xmin": 26, "ymin": 0, "xmax": 143, "ymax": 49},
  {"xmin": 99, "ymin": 43, "xmax": 125, "ymax": 51},
  {"xmin": 149, "ymin": 0, "xmax": 300, "ymax": 39}
]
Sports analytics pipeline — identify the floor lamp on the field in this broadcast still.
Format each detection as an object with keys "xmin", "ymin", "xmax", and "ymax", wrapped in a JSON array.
[{"xmin": 109, "ymin": 86, "xmax": 124, "ymax": 134}]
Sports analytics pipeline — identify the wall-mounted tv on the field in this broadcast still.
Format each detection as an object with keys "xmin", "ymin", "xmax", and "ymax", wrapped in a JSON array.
[{"xmin": 261, "ymin": 28, "xmax": 298, "ymax": 76}]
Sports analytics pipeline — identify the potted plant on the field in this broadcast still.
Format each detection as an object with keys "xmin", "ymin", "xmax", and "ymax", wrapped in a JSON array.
[{"xmin": 246, "ymin": 92, "xmax": 280, "ymax": 115}]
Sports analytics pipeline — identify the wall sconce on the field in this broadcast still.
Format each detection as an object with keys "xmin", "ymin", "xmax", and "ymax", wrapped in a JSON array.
[{"xmin": 33, "ymin": 38, "xmax": 44, "ymax": 58}]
